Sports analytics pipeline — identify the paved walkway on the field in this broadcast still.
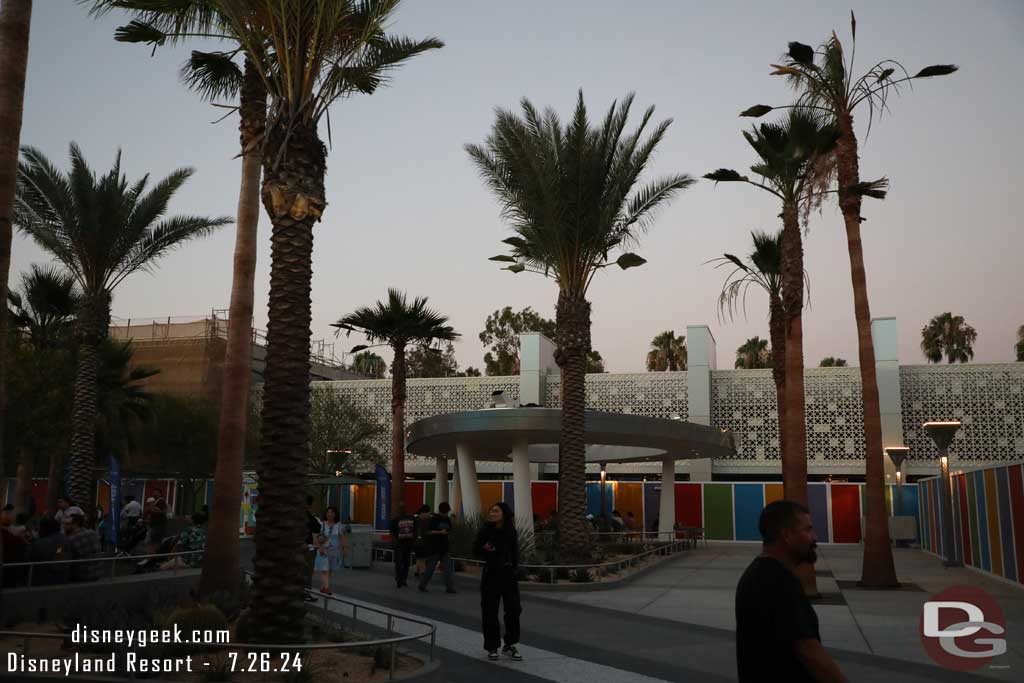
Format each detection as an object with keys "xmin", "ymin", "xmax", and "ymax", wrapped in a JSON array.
[{"xmin": 299, "ymin": 542, "xmax": 1023, "ymax": 682}]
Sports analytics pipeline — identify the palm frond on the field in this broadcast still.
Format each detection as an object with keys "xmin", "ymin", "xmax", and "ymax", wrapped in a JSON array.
[
  {"xmin": 180, "ymin": 49, "xmax": 243, "ymax": 101},
  {"xmin": 914, "ymin": 64, "xmax": 959, "ymax": 78}
]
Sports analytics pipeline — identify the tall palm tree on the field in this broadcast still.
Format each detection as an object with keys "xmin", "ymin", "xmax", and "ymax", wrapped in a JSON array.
[
  {"xmin": 705, "ymin": 111, "xmax": 836, "ymax": 512},
  {"xmin": 1016, "ymin": 325, "xmax": 1024, "ymax": 362},
  {"xmin": 190, "ymin": 1, "xmax": 442, "ymax": 642},
  {"xmin": 921, "ymin": 313, "xmax": 977, "ymax": 364},
  {"xmin": 740, "ymin": 13, "xmax": 956, "ymax": 588},
  {"xmin": 735, "ymin": 336, "xmax": 771, "ymax": 370},
  {"xmin": 468, "ymin": 91, "xmax": 693, "ymax": 560},
  {"xmin": 646, "ymin": 330, "xmax": 687, "ymax": 371},
  {"xmin": 0, "ymin": 0, "xmax": 33, "ymax": 500},
  {"xmin": 94, "ymin": 0, "xmax": 271, "ymax": 598},
  {"xmin": 334, "ymin": 289, "xmax": 458, "ymax": 515},
  {"xmin": 352, "ymin": 350, "xmax": 387, "ymax": 378},
  {"xmin": 709, "ymin": 229, "xmax": 794, "ymax": 458},
  {"xmin": 13, "ymin": 144, "xmax": 228, "ymax": 517}
]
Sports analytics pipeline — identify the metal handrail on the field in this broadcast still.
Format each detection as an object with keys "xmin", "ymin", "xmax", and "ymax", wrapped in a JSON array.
[
  {"xmin": 1, "ymin": 578, "xmax": 437, "ymax": 682},
  {"xmin": 4, "ymin": 549, "xmax": 203, "ymax": 587}
]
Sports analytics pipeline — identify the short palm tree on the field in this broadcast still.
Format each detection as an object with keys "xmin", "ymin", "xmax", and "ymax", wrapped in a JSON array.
[
  {"xmin": 334, "ymin": 290, "xmax": 458, "ymax": 516},
  {"xmin": 735, "ymin": 336, "xmax": 771, "ymax": 370},
  {"xmin": 646, "ymin": 331, "xmax": 687, "ymax": 371},
  {"xmin": 921, "ymin": 313, "xmax": 977, "ymax": 364},
  {"xmin": 1016, "ymin": 325, "xmax": 1024, "ymax": 362},
  {"xmin": 14, "ymin": 143, "xmax": 228, "ymax": 516},
  {"xmin": 819, "ymin": 356, "xmax": 848, "ymax": 367},
  {"xmin": 705, "ymin": 110, "xmax": 836, "ymax": 512},
  {"xmin": 468, "ymin": 91, "xmax": 693, "ymax": 560},
  {"xmin": 352, "ymin": 350, "xmax": 387, "ymax": 378},
  {"xmin": 740, "ymin": 13, "xmax": 956, "ymax": 588},
  {"xmin": 94, "ymin": 0, "xmax": 271, "ymax": 598},
  {"xmin": 8, "ymin": 264, "xmax": 79, "ymax": 349},
  {"xmin": 95, "ymin": 339, "xmax": 159, "ymax": 464},
  {"xmin": 709, "ymin": 229, "xmax": 798, "ymax": 457}
]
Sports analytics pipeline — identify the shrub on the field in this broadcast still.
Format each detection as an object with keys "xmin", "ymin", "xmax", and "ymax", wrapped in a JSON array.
[{"xmin": 569, "ymin": 568, "xmax": 594, "ymax": 583}]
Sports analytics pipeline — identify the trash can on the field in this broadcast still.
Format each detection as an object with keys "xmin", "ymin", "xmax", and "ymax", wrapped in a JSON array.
[{"xmin": 345, "ymin": 524, "xmax": 373, "ymax": 568}]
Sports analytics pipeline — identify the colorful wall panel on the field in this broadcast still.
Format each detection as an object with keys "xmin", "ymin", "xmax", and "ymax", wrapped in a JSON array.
[
  {"xmin": 675, "ymin": 483, "xmax": 702, "ymax": 528},
  {"xmin": 531, "ymin": 482, "xmax": 558, "ymax": 521},
  {"xmin": 479, "ymin": 482, "xmax": 503, "ymax": 513},
  {"xmin": 764, "ymin": 483, "xmax": 783, "ymax": 505},
  {"xmin": 703, "ymin": 484, "xmax": 733, "ymax": 540},
  {"xmin": 807, "ymin": 484, "xmax": 830, "ymax": 543},
  {"xmin": 613, "ymin": 482, "xmax": 643, "ymax": 523},
  {"xmin": 351, "ymin": 484, "xmax": 375, "ymax": 524},
  {"xmin": 918, "ymin": 463, "xmax": 1024, "ymax": 587},
  {"xmin": 643, "ymin": 483, "xmax": 660, "ymax": 532},
  {"xmin": 403, "ymin": 481, "xmax": 425, "ymax": 514},
  {"xmin": 733, "ymin": 484, "xmax": 764, "ymax": 541},
  {"xmin": 830, "ymin": 485, "xmax": 861, "ymax": 543}
]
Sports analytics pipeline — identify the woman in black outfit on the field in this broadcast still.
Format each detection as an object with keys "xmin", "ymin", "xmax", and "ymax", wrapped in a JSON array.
[{"xmin": 473, "ymin": 502, "xmax": 523, "ymax": 661}]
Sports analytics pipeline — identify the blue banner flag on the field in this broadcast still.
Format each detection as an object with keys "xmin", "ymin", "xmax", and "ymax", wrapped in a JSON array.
[
  {"xmin": 374, "ymin": 464, "xmax": 391, "ymax": 531},
  {"xmin": 108, "ymin": 455, "xmax": 121, "ymax": 547}
]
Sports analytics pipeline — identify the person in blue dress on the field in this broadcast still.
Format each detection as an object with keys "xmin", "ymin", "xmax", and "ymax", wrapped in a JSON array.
[{"xmin": 315, "ymin": 506, "xmax": 344, "ymax": 594}]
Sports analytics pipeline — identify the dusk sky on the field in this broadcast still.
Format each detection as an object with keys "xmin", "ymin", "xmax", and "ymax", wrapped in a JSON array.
[{"xmin": 12, "ymin": 1, "xmax": 1024, "ymax": 373}]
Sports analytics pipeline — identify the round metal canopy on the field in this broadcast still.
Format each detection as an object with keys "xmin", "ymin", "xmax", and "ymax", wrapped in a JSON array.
[{"xmin": 404, "ymin": 407, "xmax": 735, "ymax": 464}]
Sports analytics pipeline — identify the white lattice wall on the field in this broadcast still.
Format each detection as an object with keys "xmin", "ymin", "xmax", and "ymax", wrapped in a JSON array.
[
  {"xmin": 544, "ymin": 372, "xmax": 688, "ymax": 419},
  {"xmin": 900, "ymin": 364, "xmax": 1024, "ymax": 464}
]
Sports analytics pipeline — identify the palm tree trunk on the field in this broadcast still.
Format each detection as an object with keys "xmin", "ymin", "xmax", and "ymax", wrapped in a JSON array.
[
  {"xmin": 13, "ymin": 450, "xmax": 32, "ymax": 515},
  {"xmin": 835, "ymin": 112, "xmax": 897, "ymax": 587},
  {"xmin": 200, "ymin": 58, "xmax": 266, "ymax": 599},
  {"xmin": 554, "ymin": 291, "xmax": 591, "ymax": 561},
  {"xmin": 780, "ymin": 205, "xmax": 816, "ymax": 596},
  {"xmin": 0, "ymin": 0, "xmax": 33, "ymax": 490},
  {"xmin": 769, "ymin": 295, "xmax": 787, "ymax": 462},
  {"xmin": 249, "ymin": 120, "xmax": 325, "ymax": 644},
  {"xmin": 66, "ymin": 292, "xmax": 109, "ymax": 520},
  {"xmin": 390, "ymin": 342, "xmax": 407, "ymax": 517},
  {"xmin": 46, "ymin": 453, "xmax": 63, "ymax": 514}
]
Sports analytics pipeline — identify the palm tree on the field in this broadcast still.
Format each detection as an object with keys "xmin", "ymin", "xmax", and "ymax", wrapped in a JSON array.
[
  {"xmin": 8, "ymin": 264, "xmax": 79, "ymax": 349},
  {"xmin": 735, "ymin": 337, "xmax": 771, "ymax": 369},
  {"xmin": 819, "ymin": 356, "xmax": 848, "ymax": 367},
  {"xmin": 705, "ymin": 111, "xmax": 836, "ymax": 512},
  {"xmin": 740, "ymin": 13, "xmax": 956, "ymax": 588},
  {"xmin": 182, "ymin": 1, "xmax": 442, "ymax": 642},
  {"xmin": 95, "ymin": 339, "xmax": 159, "ymax": 465},
  {"xmin": 709, "ymin": 229, "xmax": 792, "ymax": 458},
  {"xmin": 0, "ymin": 0, "xmax": 33, "ymax": 502},
  {"xmin": 7, "ymin": 264, "xmax": 77, "ymax": 515},
  {"xmin": 333, "ymin": 289, "xmax": 458, "ymax": 515},
  {"xmin": 646, "ymin": 331, "xmax": 687, "ymax": 371},
  {"xmin": 352, "ymin": 350, "xmax": 387, "ymax": 378},
  {"xmin": 13, "ymin": 144, "xmax": 228, "ymax": 517},
  {"xmin": 1016, "ymin": 325, "xmax": 1024, "ymax": 362},
  {"xmin": 921, "ymin": 313, "xmax": 977, "ymax": 364},
  {"xmin": 468, "ymin": 92, "xmax": 693, "ymax": 560},
  {"xmin": 94, "ymin": 0, "xmax": 271, "ymax": 598}
]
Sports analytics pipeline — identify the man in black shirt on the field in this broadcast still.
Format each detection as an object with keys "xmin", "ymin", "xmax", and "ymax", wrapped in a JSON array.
[
  {"xmin": 735, "ymin": 500, "xmax": 846, "ymax": 682},
  {"xmin": 418, "ymin": 502, "xmax": 456, "ymax": 593},
  {"xmin": 390, "ymin": 502, "xmax": 417, "ymax": 588}
]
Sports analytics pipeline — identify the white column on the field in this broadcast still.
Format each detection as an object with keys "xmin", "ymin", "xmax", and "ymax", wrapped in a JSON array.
[
  {"xmin": 434, "ymin": 457, "xmax": 449, "ymax": 506},
  {"xmin": 511, "ymin": 439, "xmax": 533, "ymax": 531},
  {"xmin": 659, "ymin": 459, "xmax": 676, "ymax": 537},
  {"xmin": 451, "ymin": 457, "xmax": 462, "ymax": 515},
  {"xmin": 872, "ymin": 317, "xmax": 904, "ymax": 482},
  {"xmin": 685, "ymin": 325, "xmax": 717, "ymax": 481},
  {"xmin": 456, "ymin": 442, "xmax": 481, "ymax": 517}
]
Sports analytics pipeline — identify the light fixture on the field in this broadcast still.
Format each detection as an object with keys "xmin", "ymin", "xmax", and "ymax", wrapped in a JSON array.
[
  {"xmin": 885, "ymin": 446, "xmax": 910, "ymax": 517},
  {"xmin": 923, "ymin": 421, "xmax": 963, "ymax": 567}
]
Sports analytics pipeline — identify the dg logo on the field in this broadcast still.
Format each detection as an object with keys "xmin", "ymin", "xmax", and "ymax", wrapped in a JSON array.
[{"xmin": 919, "ymin": 585, "xmax": 1007, "ymax": 671}]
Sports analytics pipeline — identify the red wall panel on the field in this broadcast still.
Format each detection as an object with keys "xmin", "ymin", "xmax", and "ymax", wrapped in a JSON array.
[
  {"xmin": 532, "ymin": 482, "xmax": 558, "ymax": 521},
  {"xmin": 830, "ymin": 484, "xmax": 862, "ymax": 543},
  {"xmin": 403, "ymin": 481, "xmax": 424, "ymax": 513},
  {"xmin": 675, "ymin": 483, "xmax": 703, "ymax": 528}
]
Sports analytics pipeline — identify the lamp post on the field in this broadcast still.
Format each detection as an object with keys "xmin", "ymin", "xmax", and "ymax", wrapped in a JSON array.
[
  {"xmin": 923, "ymin": 421, "xmax": 963, "ymax": 567},
  {"xmin": 884, "ymin": 446, "xmax": 910, "ymax": 516}
]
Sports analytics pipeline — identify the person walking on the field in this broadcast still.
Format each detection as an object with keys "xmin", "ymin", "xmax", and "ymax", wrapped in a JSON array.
[
  {"xmin": 735, "ymin": 500, "xmax": 846, "ymax": 682},
  {"xmin": 412, "ymin": 504, "xmax": 432, "ymax": 580},
  {"xmin": 474, "ymin": 502, "xmax": 523, "ymax": 662},
  {"xmin": 389, "ymin": 501, "xmax": 416, "ymax": 588},
  {"xmin": 304, "ymin": 496, "xmax": 322, "ymax": 602},
  {"xmin": 418, "ymin": 502, "xmax": 455, "ymax": 594},
  {"xmin": 315, "ymin": 506, "xmax": 344, "ymax": 595}
]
